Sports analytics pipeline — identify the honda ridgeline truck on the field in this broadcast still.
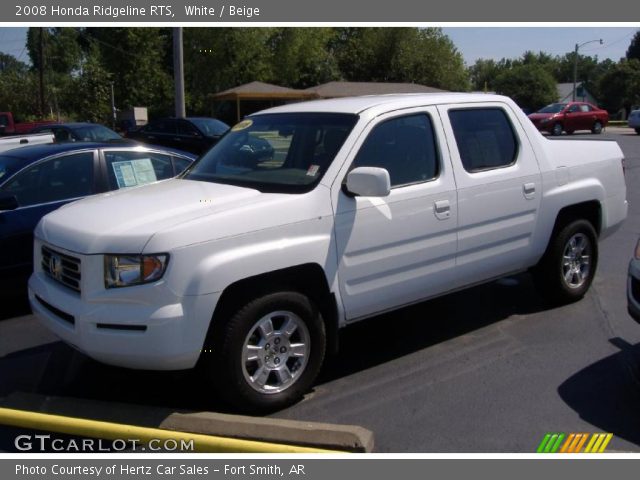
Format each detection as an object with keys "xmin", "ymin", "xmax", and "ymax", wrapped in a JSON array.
[{"xmin": 28, "ymin": 94, "xmax": 628, "ymax": 411}]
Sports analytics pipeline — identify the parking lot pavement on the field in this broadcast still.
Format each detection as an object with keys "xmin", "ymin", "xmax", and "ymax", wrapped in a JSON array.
[{"xmin": 1, "ymin": 131, "xmax": 640, "ymax": 453}]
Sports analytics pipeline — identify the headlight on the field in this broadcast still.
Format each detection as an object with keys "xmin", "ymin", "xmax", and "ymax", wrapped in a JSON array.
[
  {"xmin": 104, "ymin": 254, "xmax": 168, "ymax": 288},
  {"xmin": 635, "ymin": 240, "xmax": 640, "ymax": 260}
]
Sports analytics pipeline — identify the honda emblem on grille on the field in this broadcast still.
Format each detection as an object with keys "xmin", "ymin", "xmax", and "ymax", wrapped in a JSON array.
[{"xmin": 49, "ymin": 254, "xmax": 63, "ymax": 280}]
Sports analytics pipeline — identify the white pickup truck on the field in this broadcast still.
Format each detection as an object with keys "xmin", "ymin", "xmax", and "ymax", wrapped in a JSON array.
[
  {"xmin": 29, "ymin": 94, "xmax": 627, "ymax": 411},
  {"xmin": 0, "ymin": 133, "xmax": 54, "ymax": 153}
]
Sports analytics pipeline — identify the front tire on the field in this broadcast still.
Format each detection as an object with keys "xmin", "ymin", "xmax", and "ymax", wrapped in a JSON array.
[
  {"xmin": 551, "ymin": 123, "xmax": 563, "ymax": 136},
  {"xmin": 635, "ymin": 128, "xmax": 640, "ymax": 135},
  {"xmin": 591, "ymin": 121, "xmax": 603, "ymax": 134},
  {"xmin": 204, "ymin": 291, "xmax": 326, "ymax": 412},
  {"xmin": 533, "ymin": 219, "xmax": 598, "ymax": 304}
]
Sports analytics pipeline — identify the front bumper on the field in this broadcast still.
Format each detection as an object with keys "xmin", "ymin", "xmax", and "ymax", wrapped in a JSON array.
[{"xmin": 28, "ymin": 248, "xmax": 221, "ymax": 370}]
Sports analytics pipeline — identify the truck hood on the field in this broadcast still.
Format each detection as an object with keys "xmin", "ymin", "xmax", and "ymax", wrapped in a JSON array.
[{"xmin": 36, "ymin": 179, "xmax": 268, "ymax": 254}]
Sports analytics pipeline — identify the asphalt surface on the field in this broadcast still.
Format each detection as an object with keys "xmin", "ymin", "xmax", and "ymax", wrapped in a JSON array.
[{"xmin": 1, "ymin": 126, "xmax": 640, "ymax": 453}]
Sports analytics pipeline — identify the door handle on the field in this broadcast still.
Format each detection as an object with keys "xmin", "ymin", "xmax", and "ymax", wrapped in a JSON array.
[
  {"xmin": 434, "ymin": 200, "xmax": 451, "ymax": 220},
  {"xmin": 523, "ymin": 182, "xmax": 536, "ymax": 199}
]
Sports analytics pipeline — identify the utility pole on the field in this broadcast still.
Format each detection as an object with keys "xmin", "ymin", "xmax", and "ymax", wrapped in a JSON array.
[
  {"xmin": 110, "ymin": 81, "xmax": 117, "ymax": 129},
  {"xmin": 572, "ymin": 38, "xmax": 603, "ymax": 102},
  {"xmin": 38, "ymin": 27, "xmax": 45, "ymax": 118},
  {"xmin": 173, "ymin": 27, "xmax": 186, "ymax": 118}
]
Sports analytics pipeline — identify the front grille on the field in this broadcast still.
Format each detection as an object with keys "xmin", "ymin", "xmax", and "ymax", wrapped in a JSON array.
[{"xmin": 41, "ymin": 245, "xmax": 81, "ymax": 293}]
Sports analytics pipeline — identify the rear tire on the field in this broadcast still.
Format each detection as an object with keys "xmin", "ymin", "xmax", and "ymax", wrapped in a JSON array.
[
  {"xmin": 202, "ymin": 291, "xmax": 326, "ymax": 413},
  {"xmin": 533, "ymin": 219, "xmax": 598, "ymax": 304},
  {"xmin": 635, "ymin": 128, "xmax": 640, "ymax": 135}
]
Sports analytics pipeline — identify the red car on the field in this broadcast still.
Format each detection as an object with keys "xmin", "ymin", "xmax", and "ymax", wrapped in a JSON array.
[{"xmin": 528, "ymin": 102, "xmax": 609, "ymax": 136}]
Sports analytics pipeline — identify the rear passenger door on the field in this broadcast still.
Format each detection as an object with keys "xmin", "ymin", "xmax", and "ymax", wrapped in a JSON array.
[
  {"xmin": 438, "ymin": 103, "xmax": 542, "ymax": 286},
  {"xmin": 334, "ymin": 108, "xmax": 459, "ymax": 321}
]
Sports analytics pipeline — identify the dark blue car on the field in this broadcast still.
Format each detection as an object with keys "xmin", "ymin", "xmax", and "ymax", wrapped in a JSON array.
[{"xmin": 0, "ymin": 142, "xmax": 196, "ymax": 290}]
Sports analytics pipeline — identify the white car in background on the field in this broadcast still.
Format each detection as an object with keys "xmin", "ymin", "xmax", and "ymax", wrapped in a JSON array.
[{"xmin": 629, "ymin": 109, "xmax": 640, "ymax": 134}]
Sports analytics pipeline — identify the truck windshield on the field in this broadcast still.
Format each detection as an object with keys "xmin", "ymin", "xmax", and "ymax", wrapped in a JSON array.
[
  {"xmin": 538, "ymin": 103, "xmax": 567, "ymax": 114},
  {"xmin": 183, "ymin": 113, "xmax": 358, "ymax": 193}
]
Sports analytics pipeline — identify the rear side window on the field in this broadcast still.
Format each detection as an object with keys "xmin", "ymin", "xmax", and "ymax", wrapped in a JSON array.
[
  {"xmin": 352, "ymin": 114, "xmax": 439, "ymax": 188},
  {"xmin": 448, "ymin": 108, "xmax": 518, "ymax": 173}
]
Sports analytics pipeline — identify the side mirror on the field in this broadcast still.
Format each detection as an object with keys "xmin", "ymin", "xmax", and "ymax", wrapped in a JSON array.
[
  {"xmin": 0, "ymin": 193, "xmax": 19, "ymax": 211},
  {"xmin": 345, "ymin": 167, "xmax": 391, "ymax": 197}
]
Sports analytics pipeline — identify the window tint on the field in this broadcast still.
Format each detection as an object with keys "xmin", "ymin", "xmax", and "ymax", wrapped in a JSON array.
[
  {"xmin": 568, "ymin": 104, "xmax": 581, "ymax": 113},
  {"xmin": 0, "ymin": 114, "xmax": 8, "ymax": 127},
  {"xmin": 104, "ymin": 150, "xmax": 175, "ymax": 190},
  {"xmin": 173, "ymin": 156, "xmax": 192, "ymax": 174},
  {"xmin": 2, "ymin": 152, "xmax": 95, "ymax": 207},
  {"xmin": 177, "ymin": 120, "xmax": 200, "ymax": 136},
  {"xmin": 146, "ymin": 120, "xmax": 176, "ymax": 135},
  {"xmin": 351, "ymin": 114, "xmax": 439, "ymax": 187},
  {"xmin": 448, "ymin": 108, "xmax": 518, "ymax": 173},
  {"xmin": 580, "ymin": 104, "xmax": 591, "ymax": 112},
  {"xmin": 53, "ymin": 128, "xmax": 72, "ymax": 142}
]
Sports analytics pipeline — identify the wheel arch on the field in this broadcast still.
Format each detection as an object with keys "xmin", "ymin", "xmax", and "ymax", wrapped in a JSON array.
[{"xmin": 202, "ymin": 263, "xmax": 340, "ymax": 361}]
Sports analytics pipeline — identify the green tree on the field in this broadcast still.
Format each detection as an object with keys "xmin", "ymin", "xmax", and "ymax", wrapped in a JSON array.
[
  {"xmin": 336, "ymin": 28, "xmax": 469, "ymax": 91},
  {"xmin": 270, "ymin": 28, "xmax": 340, "ymax": 88},
  {"xmin": 0, "ymin": 53, "xmax": 39, "ymax": 118},
  {"xmin": 468, "ymin": 59, "xmax": 503, "ymax": 91},
  {"xmin": 71, "ymin": 45, "xmax": 113, "ymax": 123},
  {"xmin": 183, "ymin": 28, "xmax": 275, "ymax": 113},
  {"xmin": 493, "ymin": 64, "xmax": 557, "ymax": 111},
  {"xmin": 598, "ymin": 59, "xmax": 640, "ymax": 115},
  {"xmin": 626, "ymin": 30, "xmax": 640, "ymax": 61},
  {"xmin": 85, "ymin": 28, "xmax": 173, "ymax": 117}
]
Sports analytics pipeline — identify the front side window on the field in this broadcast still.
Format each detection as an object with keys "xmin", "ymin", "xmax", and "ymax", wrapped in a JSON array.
[
  {"xmin": 1, "ymin": 152, "xmax": 95, "ymax": 207},
  {"xmin": 351, "ymin": 114, "xmax": 439, "ymax": 188},
  {"xmin": 104, "ymin": 150, "xmax": 176, "ymax": 190},
  {"xmin": 448, "ymin": 108, "xmax": 518, "ymax": 173},
  {"xmin": 184, "ymin": 113, "xmax": 358, "ymax": 193}
]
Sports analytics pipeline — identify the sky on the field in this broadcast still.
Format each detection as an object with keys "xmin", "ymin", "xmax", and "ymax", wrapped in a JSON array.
[
  {"xmin": 0, "ymin": 27, "xmax": 638, "ymax": 67},
  {"xmin": 442, "ymin": 27, "xmax": 638, "ymax": 66}
]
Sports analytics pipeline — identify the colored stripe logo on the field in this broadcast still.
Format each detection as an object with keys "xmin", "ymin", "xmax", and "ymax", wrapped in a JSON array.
[{"xmin": 537, "ymin": 433, "xmax": 613, "ymax": 453}]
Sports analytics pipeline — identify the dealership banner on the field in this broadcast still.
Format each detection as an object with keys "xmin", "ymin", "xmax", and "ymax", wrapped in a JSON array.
[
  {"xmin": 1, "ymin": 0, "xmax": 639, "ymax": 22},
  {"xmin": 2, "ymin": 458, "xmax": 640, "ymax": 479}
]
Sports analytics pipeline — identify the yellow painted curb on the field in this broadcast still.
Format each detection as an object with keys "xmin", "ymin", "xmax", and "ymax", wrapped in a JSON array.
[{"xmin": 0, "ymin": 407, "xmax": 342, "ymax": 454}]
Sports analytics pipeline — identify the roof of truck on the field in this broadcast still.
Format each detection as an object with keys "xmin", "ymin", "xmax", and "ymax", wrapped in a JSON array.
[{"xmin": 254, "ymin": 93, "xmax": 513, "ymax": 116}]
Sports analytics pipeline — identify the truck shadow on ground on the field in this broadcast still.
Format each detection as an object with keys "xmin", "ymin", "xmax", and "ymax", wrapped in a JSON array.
[
  {"xmin": 319, "ymin": 273, "xmax": 546, "ymax": 382},
  {"xmin": 0, "ymin": 273, "xmax": 549, "ymax": 414},
  {"xmin": 557, "ymin": 337, "xmax": 640, "ymax": 448}
]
